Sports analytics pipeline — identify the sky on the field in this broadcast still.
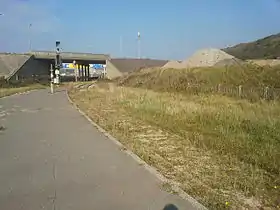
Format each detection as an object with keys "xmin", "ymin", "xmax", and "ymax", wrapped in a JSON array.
[{"xmin": 0, "ymin": 0, "xmax": 280, "ymax": 60}]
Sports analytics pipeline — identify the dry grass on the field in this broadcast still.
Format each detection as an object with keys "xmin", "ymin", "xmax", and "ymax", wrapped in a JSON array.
[
  {"xmin": 117, "ymin": 64, "xmax": 280, "ymax": 90},
  {"xmin": 69, "ymin": 82, "xmax": 280, "ymax": 210},
  {"xmin": 0, "ymin": 84, "xmax": 45, "ymax": 98}
]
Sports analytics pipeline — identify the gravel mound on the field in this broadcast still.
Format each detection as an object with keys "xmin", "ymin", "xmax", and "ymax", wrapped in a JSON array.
[
  {"xmin": 162, "ymin": 60, "xmax": 183, "ymax": 69},
  {"xmin": 181, "ymin": 48, "xmax": 235, "ymax": 68},
  {"xmin": 214, "ymin": 58, "xmax": 245, "ymax": 67},
  {"xmin": 248, "ymin": 59, "xmax": 280, "ymax": 67}
]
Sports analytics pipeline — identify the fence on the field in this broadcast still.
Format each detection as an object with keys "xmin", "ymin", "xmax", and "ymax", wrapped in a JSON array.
[{"xmin": 182, "ymin": 84, "xmax": 280, "ymax": 101}]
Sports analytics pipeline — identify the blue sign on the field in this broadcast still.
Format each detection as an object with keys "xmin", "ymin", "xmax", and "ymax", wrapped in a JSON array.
[
  {"xmin": 93, "ymin": 64, "xmax": 104, "ymax": 69},
  {"xmin": 62, "ymin": 63, "xmax": 70, "ymax": 68}
]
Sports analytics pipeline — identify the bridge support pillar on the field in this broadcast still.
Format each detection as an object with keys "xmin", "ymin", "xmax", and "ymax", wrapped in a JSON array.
[
  {"xmin": 83, "ymin": 65, "xmax": 86, "ymax": 81},
  {"xmin": 82, "ymin": 65, "xmax": 85, "ymax": 81},
  {"xmin": 81, "ymin": 65, "xmax": 83, "ymax": 81},
  {"xmin": 77, "ymin": 64, "xmax": 80, "ymax": 80},
  {"xmin": 86, "ymin": 65, "xmax": 90, "ymax": 81},
  {"xmin": 84, "ymin": 65, "xmax": 88, "ymax": 81}
]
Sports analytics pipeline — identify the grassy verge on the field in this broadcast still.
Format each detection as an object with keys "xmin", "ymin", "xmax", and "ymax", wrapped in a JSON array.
[
  {"xmin": 69, "ymin": 82, "xmax": 280, "ymax": 210},
  {"xmin": 116, "ymin": 64, "xmax": 280, "ymax": 102},
  {"xmin": 0, "ymin": 84, "xmax": 45, "ymax": 98},
  {"xmin": 117, "ymin": 64, "xmax": 280, "ymax": 88}
]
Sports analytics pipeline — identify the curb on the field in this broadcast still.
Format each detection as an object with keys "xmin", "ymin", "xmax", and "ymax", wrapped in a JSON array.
[{"xmin": 66, "ymin": 89, "xmax": 207, "ymax": 210}]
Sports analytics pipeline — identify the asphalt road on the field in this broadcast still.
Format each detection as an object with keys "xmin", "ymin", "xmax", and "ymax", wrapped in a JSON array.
[{"xmin": 0, "ymin": 89, "xmax": 198, "ymax": 210}]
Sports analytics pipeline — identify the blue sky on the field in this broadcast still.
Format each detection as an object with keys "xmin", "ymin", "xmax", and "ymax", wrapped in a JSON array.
[{"xmin": 0, "ymin": 0, "xmax": 280, "ymax": 60}]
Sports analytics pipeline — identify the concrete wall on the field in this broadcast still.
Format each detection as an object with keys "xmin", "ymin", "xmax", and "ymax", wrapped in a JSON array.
[
  {"xmin": 10, "ymin": 56, "xmax": 50, "ymax": 80},
  {"xmin": 110, "ymin": 58, "xmax": 168, "ymax": 73},
  {"xmin": 0, "ymin": 54, "xmax": 31, "ymax": 79},
  {"xmin": 106, "ymin": 60, "xmax": 123, "ymax": 79}
]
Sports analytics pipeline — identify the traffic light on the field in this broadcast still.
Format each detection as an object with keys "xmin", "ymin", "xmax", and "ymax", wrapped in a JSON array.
[
  {"xmin": 54, "ymin": 41, "xmax": 61, "ymax": 84},
  {"xmin": 55, "ymin": 41, "xmax": 60, "ymax": 47}
]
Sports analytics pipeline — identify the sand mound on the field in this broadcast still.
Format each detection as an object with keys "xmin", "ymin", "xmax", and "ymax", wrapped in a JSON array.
[
  {"xmin": 181, "ymin": 48, "xmax": 235, "ymax": 68},
  {"xmin": 214, "ymin": 58, "xmax": 245, "ymax": 67},
  {"xmin": 162, "ymin": 60, "xmax": 183, "ymax": 69},
  {"xmin": 248, "ymin": 59, "xmax": 280, "ymax": 67}
]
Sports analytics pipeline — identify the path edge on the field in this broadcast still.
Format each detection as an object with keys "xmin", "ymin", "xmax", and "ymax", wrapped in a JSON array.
[{"xmin": 66, "ymin": 89, "xmax": 207, "ymax": 210}]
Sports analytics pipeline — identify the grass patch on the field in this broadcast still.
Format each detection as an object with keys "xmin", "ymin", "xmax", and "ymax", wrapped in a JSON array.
[
  {"xmin": 69, "ymin": 83, "xmax": 280, "ymax": 209},
  {"xmin": 116, "ymin": 64, "xmax": 280, "ymax": 102},
  {"xmin": 117, "ymin": 64, "xmax": 280, "ymax": 88},
  {"xmin": 0, "ymin": 83, "xmax": 45, "ymax": 98}
]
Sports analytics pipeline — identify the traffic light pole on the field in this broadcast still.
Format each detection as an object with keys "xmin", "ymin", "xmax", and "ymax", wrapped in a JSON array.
[{"xmin": 54, "ymin": 41, "xmax": 61, "ymax": 84}]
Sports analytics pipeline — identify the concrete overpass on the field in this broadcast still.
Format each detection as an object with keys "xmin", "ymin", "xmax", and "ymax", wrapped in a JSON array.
[
  {"xmin": 0, "ymin": 51, "xmax": 123, "ymax": 81},
  {"xmin": 0, "ymin": 51, "xmax": 167, "ymax": 81},
  {"xmin": 25, "ymin": 51, "xmax": 117, "ymax": 81},
  {"xmin": 30, "ymin": 51, "xmax": 110, "ymax": 62}
]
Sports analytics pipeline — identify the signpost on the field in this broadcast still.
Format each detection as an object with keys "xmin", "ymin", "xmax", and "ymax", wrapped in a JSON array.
[
  {"xmin": 50, "ymin": 64, "xmax": 54, "ymax": 94},
  {"xmin": 103, "ymin": 64, "xmax": 107, "ymax": 78}
]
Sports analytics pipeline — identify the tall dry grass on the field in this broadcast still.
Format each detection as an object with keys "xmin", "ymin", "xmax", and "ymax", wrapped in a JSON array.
[
  {"xmin": 69, "ymin": 83, "xmax": 280, "ymax": 209},
  {"xmin": 117, "ymin": 64, "xmax": 280, "ymax": 99}
]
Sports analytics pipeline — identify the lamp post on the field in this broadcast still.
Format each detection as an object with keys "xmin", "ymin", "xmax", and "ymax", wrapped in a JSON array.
[
  {"xmin": 137, "ymin": 32, "xmax": 141, "ymax": 59},
  {"xmin": 120, "ymin": 35, "xmax": 123, "ymax": 57},
  {"xmin": 73, "ymin": 60, "xmax": 77, "ymax": 82},
  {"xmin": 28, "ymin": 23, "xmax": 32, "ymax": 52}
]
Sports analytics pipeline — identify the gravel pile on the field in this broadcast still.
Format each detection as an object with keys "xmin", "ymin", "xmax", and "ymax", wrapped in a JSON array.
[
  {"xmin": 214, "ymin": 58, "xmax": 245, "ymax": 67},
  {"xmin": 181, "ymin": 48, "xmax": 235, "ymax": 68},
  {"xmin": 162, "ymin": 60, "xmax": 183, "ymax": 69},
  {"xmin": 248, "ymin": 59, "xmax": 280, "ymax": 67}
]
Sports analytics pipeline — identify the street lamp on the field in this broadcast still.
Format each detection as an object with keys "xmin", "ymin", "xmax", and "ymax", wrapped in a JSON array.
[
  {"xmin": 28, "ymin": 23, "xmax": 32, "ymax": 52},
  {"xmin": 73, "ymin": 60, "xmax": 77, "ymax": 82},
  {"xmin": 137, "ymin": 31, "xmax": 141, "ymax": 59}
]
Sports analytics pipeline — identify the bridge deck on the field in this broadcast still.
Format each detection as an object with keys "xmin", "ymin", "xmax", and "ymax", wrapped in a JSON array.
[{"xmin": 30, "ymin": 51, "xmax": 110, "ymax": 61}]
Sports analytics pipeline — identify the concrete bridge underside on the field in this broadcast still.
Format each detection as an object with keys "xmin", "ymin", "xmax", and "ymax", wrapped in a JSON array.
[
  {"xmin": 1, "ymin": 51, "xmax": 168, "ymax": 81},
  {"xmin": 31, "ymin": 51, "xmax": 110, "ymax": 81},
  {"xmin": 1, "ymin": 51, "xmax": 123, "ymax": 81}
]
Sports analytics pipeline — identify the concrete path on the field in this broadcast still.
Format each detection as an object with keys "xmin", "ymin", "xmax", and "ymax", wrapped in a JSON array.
[{"xmin": 0, "ymin": 89, "xmax": 198, "ymax": 210}]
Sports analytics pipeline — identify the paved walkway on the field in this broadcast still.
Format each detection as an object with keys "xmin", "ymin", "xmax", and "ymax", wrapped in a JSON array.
[{"xmin": 0, "ymin": 89, "xmax": 198, "ymax": 210}]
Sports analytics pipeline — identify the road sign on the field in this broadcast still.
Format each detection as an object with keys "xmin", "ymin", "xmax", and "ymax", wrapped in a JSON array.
[{"xmin": 93, "ymin": 64, "xmax": 104, "ymax": 69}]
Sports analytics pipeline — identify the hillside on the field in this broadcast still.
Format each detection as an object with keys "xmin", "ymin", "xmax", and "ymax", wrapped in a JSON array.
[{"xmin": 223, "ymin": 33, "xmax": 280, "ymax": 59}]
